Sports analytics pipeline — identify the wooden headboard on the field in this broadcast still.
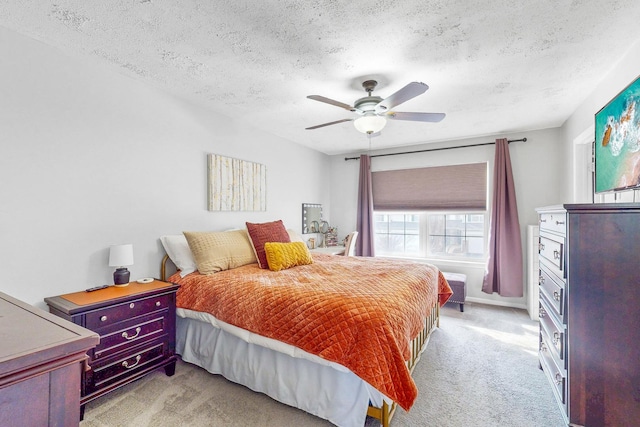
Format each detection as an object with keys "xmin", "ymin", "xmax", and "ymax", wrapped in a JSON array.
[{"xmin": 160, "ymin": 254, "xmax": 178, "ymax": 281}]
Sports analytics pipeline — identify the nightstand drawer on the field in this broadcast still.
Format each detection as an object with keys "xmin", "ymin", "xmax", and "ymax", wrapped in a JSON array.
[
  {"xmin": 94, "ymin": 315, "xmax": 168, "ymax": 360},
  {"xmin": 90, "ymin": 341, "xmax": 167, "ymax": 391},
  {"xmin": 85, "ymin": 294, "xmax": 171, "ymax": 329}
]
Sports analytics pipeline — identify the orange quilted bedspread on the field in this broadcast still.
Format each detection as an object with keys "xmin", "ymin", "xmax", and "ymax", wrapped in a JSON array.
[{"xmin": 172, "ymin": 254, "xmax": 452, "ymax": 411}]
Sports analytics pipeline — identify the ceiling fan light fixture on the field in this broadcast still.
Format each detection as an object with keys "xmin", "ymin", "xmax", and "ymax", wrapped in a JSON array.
[{"xmin": 354, "ymin": 114, "xmax": 386, "ymax": 134}]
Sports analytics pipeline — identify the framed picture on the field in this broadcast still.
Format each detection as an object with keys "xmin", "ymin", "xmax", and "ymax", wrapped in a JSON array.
[{"xmin": 208, "ymin": 154, "xmax": 266, "ymax": 211}]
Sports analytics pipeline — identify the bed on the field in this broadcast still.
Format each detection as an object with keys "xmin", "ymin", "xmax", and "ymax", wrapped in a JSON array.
[{"xmin": 159, "ymin": 224, "xmax": 452, "ymax": 427}]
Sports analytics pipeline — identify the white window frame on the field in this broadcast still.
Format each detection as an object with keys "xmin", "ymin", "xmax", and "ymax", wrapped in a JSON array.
[{"xmin": 374, "ymin": 210, "xmax": 489, "ymax": 262}]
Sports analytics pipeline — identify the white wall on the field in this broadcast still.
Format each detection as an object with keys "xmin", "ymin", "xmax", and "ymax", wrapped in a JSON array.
[
  {"xmin": 328, "ymin": 128, "xmax": 565, "ymax": 308},
  {"xmin": 560, "ymin": 40, "xmax": 640, "ymax": 202},
  {"xmin": 0, "ymin": 27, "xmax": 330, "ymax": 308}
]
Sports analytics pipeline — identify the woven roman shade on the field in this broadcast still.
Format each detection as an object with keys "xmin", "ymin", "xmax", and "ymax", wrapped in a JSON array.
[{"xmin": 372, "ymin": 163, "xmax": 487, "ymax": 211}]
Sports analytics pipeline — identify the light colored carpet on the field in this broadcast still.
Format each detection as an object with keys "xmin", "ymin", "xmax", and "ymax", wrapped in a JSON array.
[{"xmin": 81, "ymin": 303, "xmax": 565, "ymax": 427}]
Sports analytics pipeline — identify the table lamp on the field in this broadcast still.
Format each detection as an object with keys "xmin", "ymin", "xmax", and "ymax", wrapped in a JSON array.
[{"xmin": 109, "ymin": 244, "xmax": 134, "ymax": 287}]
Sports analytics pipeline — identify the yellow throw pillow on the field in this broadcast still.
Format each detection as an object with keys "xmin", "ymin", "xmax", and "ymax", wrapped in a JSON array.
[
  {"xmin": 183, "ymin": 230, "xmax": 257, "ymax": 275},
  {"xmin": 264, "ymin": 241, "xmax": 313, "ymax": 272}
]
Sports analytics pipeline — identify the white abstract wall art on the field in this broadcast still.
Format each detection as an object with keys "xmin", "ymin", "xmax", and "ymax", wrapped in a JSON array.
[{"xmin": 208, "ymin": 154, "xmax": 266, "ymax": 211}]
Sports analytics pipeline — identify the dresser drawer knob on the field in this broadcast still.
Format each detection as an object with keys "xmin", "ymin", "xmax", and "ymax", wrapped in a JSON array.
[
  {"xmin": 100, "ymin": 315, "xmax": 108, "ymax": 322},
  {"xmin": 555, "ymin": 372, "xmax": 563, "ymax": 385},
  {"xmin": 122, "ymin": 354, "xmax": 141, "ymax": 369},
  {"xmin": 539, "ymin": 275, "xmax": 545, "ymax": 285},
  {"xmin": 129, "ymin": 303, "xmax": 135, "ymax": 309},
  {"xmin": 540, "ymin": 342, "xmax": 548, "ymax": 352},
  {"xmin": 553, "ymin": 331, "xmax": 561, "ymax": 346},
  {"xmin": 156, "ymin": 301, "xmax": 161, "ymax": 307},
  {"xmin": 539, "ymin": 242, "xmax": 545, "ymax": 251},
  {"xmin": 553, "ymin": 291, "xmax": 561, "ymax": 301},
  {"xmin": 553, "ymin": 250, "xmax": 561, "ymax": 260},
  {"xmin": 122, "ymin": 327, "xmax": 141, "ymax": 340},
  {"xmin": 539, "ymin": 307, "xmax": 546, "ymax": 317}
]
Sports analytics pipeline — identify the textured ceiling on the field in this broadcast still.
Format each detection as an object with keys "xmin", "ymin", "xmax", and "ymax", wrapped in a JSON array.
[{"xmin": 2, "ymin": 1, "xmax": 640, "ymax": 155}]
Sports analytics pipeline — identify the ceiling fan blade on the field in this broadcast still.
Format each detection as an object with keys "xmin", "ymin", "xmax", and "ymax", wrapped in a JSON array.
[
  {"xmin": 375, "ymin": 82, "xmax": 428, "ymax": 113},
  {"xmin": 307, "ymin": 95, "xmax": 355, "ymax": 111},
  {"xmin": 305, "ymin": 118, "xmax": 353, "ymax": 130},
  {"xmin": 385, "ymin": 112, "xmax": 446, "ymax": 122}
]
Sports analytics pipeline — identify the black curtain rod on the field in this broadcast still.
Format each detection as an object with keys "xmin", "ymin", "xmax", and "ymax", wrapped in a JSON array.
[{"xmin": 344, "ymin": 137, "xmax": 528, "ymax": 161}]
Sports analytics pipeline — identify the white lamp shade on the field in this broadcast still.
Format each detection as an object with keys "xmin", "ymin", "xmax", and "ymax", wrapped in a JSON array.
[
  {"xmin": 109, "ymin": 244, "xmax": 134, "ymax": 267},
  {"xmin": 354, "ymin": 114, "xmax": 386, "ymax": 134}
]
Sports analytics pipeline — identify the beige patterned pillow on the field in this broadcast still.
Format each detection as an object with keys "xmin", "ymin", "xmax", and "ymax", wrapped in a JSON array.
[{"xmin": 183, "ymin": 230, "xmax": 257, "ymax": 275}]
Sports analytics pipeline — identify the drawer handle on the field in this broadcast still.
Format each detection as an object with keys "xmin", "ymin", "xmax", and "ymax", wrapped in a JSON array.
[
  {"xmin": 540, "ymin": 218, "xmax": 547, "ymax": 223},
  {"xmin": 129, "ymin": 303, "xmax": 135, "ymax": 309},
  {"xmin": 156, "ymin": 301, "xmax": 161, "ymax": 307},
  {"xmin": 539, "ymin": 307, "xmax": 546, "ymax": 317},
  {"xmin": 122, "ymin": 327, "xmax": 142, "ymax": 340},
  {"xmin": 553, "ymin": 291, "xmax": 561, "ymax": 301},
  {"xmin": 100, "ymin": 315, "xmax": 108, "ymax": 322},
  {"xmin": 539, "ymin": 242, "xmax": 545, "ymax": 251},
  {"xmin": 540, "ymin": 342, "xmax": 548, "ymax": 352},
  {"xmin": 555, "ymin": 220, "xmax": 565, "ymax": 225},
  {"xmin": 552, "ymin": 331, "xmax": 560, "ymax": 346},
  {"xmin": 539, "ymin": 275, "xmax": 545, "ymax": 285},
  {"xmin": 122, "ymin": 355, "xmax": 142, "ymax": 369},
  {"xmin": 555, "ymin": 372, "xmax": 563, "ymax": 385},
  {"xmin": 553, "ymin": 250, "xmax": 561, "ymax": 260}
]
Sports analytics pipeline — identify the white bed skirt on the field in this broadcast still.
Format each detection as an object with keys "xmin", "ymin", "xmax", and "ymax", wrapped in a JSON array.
[{"xmin": 176, "ymin": 308, "xmax": 387, "ymax": 427}]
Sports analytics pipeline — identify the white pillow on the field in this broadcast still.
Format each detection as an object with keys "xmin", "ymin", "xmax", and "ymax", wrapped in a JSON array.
[
  {"xmin": 287, "ymin": 228, "xmax": 305, "ymax": 242},
  {"xmin": 160, "ymin": 235, "xmax": 197, "ymax": 277}
]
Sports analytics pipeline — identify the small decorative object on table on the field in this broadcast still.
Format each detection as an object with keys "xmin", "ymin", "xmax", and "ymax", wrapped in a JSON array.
[{"xmin": 324, "ymin": 226, "xmax": 339, "ymax": 247}]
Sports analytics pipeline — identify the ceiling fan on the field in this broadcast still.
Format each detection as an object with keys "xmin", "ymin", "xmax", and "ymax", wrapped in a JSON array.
[{"xmin": 305, "ymin": 80, "xmax": 445, "ymax": 135}]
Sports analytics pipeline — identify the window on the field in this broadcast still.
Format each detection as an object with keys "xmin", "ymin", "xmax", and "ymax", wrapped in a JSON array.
[{"xmin": 374, "ymin": 212, "xmax": 486, "ymax": 260}]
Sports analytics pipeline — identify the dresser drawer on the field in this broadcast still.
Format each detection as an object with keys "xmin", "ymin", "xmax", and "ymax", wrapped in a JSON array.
[
  {"xmin": 89, "ymin": 341, "xmax": 167, "ymax": 391},
  {"xmin": 94, "ymin": 315, "xmax": 168, "ymax": 360},
  {"xmin": 539, "ymin": 235, "xmax": 564, "ymax": 279},
  {"xmin": 539, "ymin": 268, "xmax": 565, "ymax": 320},
  {"xmin": 539, "ymin": 211, "xmax": 566, "ymax": 235},
  {"xmin": 540, "ymin": 333, "xmax": 566, "ymax": 406},
  {"xmin": 539, "ymin": 297, "xmax": 566, "ymax": 366},
  {"xmin": 85, "ymin": 294, "xmax": 171, "ymax": 330}
]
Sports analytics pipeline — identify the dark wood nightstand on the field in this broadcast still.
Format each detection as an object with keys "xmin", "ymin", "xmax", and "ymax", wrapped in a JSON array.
[{"xmin": 45, "ymin": 280, "xmax": 179, "ymax": 418}]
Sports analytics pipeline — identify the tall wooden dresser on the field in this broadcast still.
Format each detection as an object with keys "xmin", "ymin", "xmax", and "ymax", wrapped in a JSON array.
[{"xmin": 536, "ymin": 204, "xmax": 640, "ymax": 426}]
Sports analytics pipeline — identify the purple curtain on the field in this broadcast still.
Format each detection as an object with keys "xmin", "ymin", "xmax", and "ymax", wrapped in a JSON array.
[
  {"xmin": 356, "ymin": 155, "xmax": 375, "ymax": 257},
  {"xmin": 482, "ymin": 138, "xmax": 523, "ymax": 297}
]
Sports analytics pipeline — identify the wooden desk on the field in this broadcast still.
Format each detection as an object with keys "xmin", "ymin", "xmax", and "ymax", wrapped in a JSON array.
[{"xmin": 0, "ymin": 292, "xmax": 99, "ymax": 427}]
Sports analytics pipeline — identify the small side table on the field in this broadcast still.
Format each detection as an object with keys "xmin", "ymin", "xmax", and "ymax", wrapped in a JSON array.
[{"xmin": 45, "ymin": 280, "xmax": 179, "ymax": 418}]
